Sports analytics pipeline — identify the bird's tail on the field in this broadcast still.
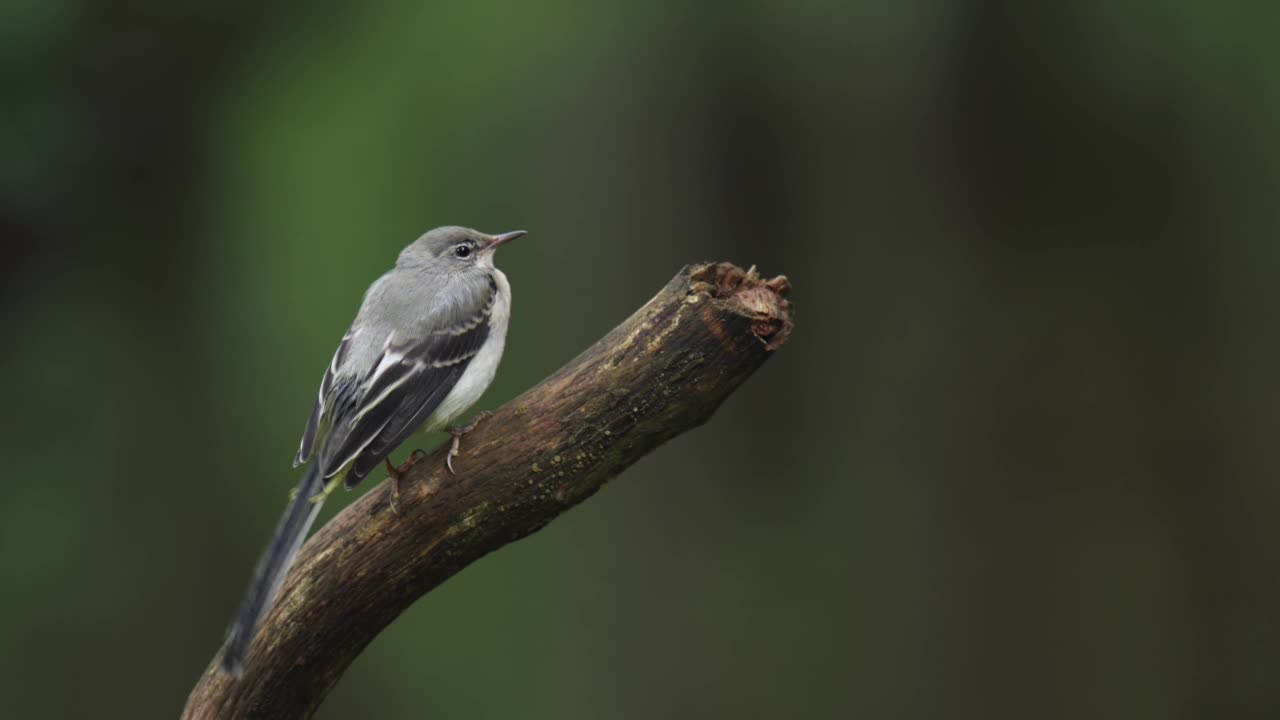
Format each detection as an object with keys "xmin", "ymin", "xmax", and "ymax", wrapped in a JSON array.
[{"xmin": 220, "ymin": 464, "xmax": 326, "ymax": 677}]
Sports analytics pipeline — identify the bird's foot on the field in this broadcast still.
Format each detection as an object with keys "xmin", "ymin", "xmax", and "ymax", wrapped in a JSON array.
[
  {"xmin": 384, "ymin": 449, "xmax": 427, "ymax": 515},
  {"xmin": 447, "ymin": 410, "xmax": 493, "ymax": 475}
]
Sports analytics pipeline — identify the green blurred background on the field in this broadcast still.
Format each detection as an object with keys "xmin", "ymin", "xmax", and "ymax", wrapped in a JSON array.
[{"xmin": 2, "ymin": 1, "xmax": 1277, "ymax": 718}]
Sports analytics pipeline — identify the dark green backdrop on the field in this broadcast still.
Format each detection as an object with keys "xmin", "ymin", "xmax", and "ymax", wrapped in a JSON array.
[{"xmin": 2, "ymin": 2, "xmax": 1277, "ymax": 718}]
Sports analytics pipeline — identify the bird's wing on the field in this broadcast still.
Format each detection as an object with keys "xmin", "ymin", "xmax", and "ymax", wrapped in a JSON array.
[
  {"xmin": 309, "ymin": 276, "xmax": 498, "ymax": 487},
  {"xmin": 295, "ymin": 328, "xmax": 356, "ymax": 466}
]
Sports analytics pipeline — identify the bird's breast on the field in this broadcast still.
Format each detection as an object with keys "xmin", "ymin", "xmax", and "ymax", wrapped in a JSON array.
[{"xmin": 422, "ymin": 269, "xmax": 511, "ymax": 432}]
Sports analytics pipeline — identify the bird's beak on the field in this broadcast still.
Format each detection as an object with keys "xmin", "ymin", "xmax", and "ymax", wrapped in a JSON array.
[{"xmin": 487, "ymin": 230, "xmax": 527, "ymax": 248}]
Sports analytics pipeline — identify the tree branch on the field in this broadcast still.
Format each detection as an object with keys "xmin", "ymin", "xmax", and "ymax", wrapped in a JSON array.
[{"xmin": 182, "ymin": 262, "xmax": 794, "ymax": 719}]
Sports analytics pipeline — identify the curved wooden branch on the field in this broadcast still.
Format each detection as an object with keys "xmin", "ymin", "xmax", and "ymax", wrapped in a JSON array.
[{"xmin": 183, "ymin": 262, "xmax": 794, "ymax": 719}]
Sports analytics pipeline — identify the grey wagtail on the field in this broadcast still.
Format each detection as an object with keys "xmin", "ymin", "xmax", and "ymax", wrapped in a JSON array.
[{"xmin": 220, "ymin": 226, "xmax": 528, "ymax": 676}]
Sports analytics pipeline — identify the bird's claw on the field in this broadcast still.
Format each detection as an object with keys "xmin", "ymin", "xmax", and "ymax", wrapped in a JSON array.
[
  {"xmin": 384, "ymin": 449, "xmax": 427, "ymax": 514},
  {"xmin": 446, "ymin": 410, "xmax": 493, "ymax": 475}
]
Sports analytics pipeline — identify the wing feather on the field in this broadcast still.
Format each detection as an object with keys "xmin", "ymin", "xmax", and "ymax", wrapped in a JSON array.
[
  {"xmin": 295, "ymin": 328, "xmax": 355, "ymax": 466},
  {"xmin": 298, "ymin": 276, "xmax": 497, "ymax": 488},
  {"xmin": 340, "ymin": 320, "xmax": 490, "ymax": 486}
]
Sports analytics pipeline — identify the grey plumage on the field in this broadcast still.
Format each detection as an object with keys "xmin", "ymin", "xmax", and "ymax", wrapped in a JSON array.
[
  {"xmin": 298, "ymin": 271, "xmax": 499, "ymax": 487},
  {"xmin": 221, "ymin": 226, "xmax": 525, "ymax": 676}
]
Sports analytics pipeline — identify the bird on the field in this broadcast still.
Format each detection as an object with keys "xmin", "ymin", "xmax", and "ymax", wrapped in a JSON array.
[{"xmin": 219, "ymin": 225, "xmax": 527, "ymax": 677}]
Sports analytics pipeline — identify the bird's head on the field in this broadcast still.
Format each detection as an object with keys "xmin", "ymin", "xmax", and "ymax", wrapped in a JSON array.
[{"xmin": 399, "ymin": 226, "xmax": 527, "ymax": 271}]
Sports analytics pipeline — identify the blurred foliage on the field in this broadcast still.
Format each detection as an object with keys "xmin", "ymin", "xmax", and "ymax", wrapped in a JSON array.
[{"xmin": 2, "ymin": 1, "xmax": 1278, "ymax": 718}]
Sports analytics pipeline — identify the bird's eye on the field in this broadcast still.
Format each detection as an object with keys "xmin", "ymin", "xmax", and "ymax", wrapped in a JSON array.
[{"xmin": 453, "ymin": 243, "xmax": 472, "ymax": 259}]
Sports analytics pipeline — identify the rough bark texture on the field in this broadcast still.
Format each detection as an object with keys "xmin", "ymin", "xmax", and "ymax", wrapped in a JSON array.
[{"xmin": 183, "ymin": 262, "xmax": 794, "ymax": 720}]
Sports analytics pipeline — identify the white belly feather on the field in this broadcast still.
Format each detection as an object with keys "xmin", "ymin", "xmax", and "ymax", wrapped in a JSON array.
[{"xmin": 421, "ymin": 268, "xmax": 511, "ymax": 433}]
